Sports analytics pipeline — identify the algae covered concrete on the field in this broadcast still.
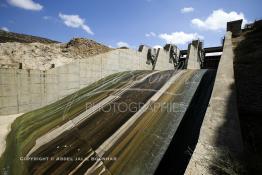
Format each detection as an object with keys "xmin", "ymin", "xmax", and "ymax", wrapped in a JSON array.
[
  {"xmin": 0, "ymin": 113, "xmax": 23, "ymax": 156},
  {"xmin": 0, "ymin": 71, "xmax": 151, "ymax": 175}
]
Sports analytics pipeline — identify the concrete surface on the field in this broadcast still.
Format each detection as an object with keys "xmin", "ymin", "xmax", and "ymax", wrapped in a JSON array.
[
  {"xmin": 0, "ymin": 46, "xmax": 174, "ymax": 115},
  {"xmin": 185, "ymin": 32, "xmax": 244, "ymax": 175},
  {"xmin": 187, "ymin": 40, "xmax": 202, "ymax": 69},
  {"xmin": 27, "ymin": 71, "xmax": 160, "ymax": 156},
  {"xmin": 95, "ymin": 70, "xmax": 185, "ymax": 158},
  {"xmin": 154, "ymin": 48, "xmax": 175, "ymax": 70}
]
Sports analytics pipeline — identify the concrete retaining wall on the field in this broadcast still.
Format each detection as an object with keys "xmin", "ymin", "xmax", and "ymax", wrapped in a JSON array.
[
  {"xmin": 0, "ymin": 47, "xmax": 173, "ymax": 115},
  {"xmin": 185, "ymin": 32, "xmax": 244, "ymax": 175}
]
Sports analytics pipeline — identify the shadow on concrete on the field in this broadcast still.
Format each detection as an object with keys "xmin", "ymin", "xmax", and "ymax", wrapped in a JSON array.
[
  {"xmin": 208, "ymin": 84, "xmax": 246, "ymax": 175},
  {"xmin": 154, "ymin": 70, "xmax": 216, "ymax": 175},
  {"xmin": 234, "ymin": 21, "xmax": 262, "ymax": 175},
  {"xmin": 207, "ymin": 21, "xmax": 262, "ymax": 175}
]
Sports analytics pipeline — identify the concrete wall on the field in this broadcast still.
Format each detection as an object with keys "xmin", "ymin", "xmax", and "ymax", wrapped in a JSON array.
[
  {"xmin": 0, "ymin": 47, "xmax": 173, "ymax": 115},
  {"xmin": 185, "ymin": 32, "xmax": 244, "ymax": 174}
]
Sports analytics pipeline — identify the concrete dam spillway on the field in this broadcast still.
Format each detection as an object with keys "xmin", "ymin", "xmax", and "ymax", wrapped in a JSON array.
[
  {"xmin": 1, "ymin": 19, "xmax": 259, "ymax": 175},
  {"xmin": 0, "ymin": 69, "xmax": 216, "ymax": 175}
]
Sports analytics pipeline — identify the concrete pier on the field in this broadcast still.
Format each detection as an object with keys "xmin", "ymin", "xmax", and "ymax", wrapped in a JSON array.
[
  {"xmin": 186, "ymin": 40, "xmax": 203, "ymax": 69},
  {"xmin": 185, "ymin": 32, "xmax": 244, "ymax": 175}
]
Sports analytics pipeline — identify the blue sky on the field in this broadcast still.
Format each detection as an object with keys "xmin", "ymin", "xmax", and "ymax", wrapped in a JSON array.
[{"xmin": 1, "ymin": 0, "xmax": 262, "ymax": 49}]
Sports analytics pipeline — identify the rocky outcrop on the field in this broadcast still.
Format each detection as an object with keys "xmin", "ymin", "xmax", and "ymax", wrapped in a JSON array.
[
  {"xmin": 0, "ymin": 29, "xmax": 58, "ymax": 44},
  {"xmin": 63, "ymin": 38, "xmax": 112, "ymax": 58},
  {"xmin": 0, "ymin": 35, "xmax": 111, "ymax": 70}
]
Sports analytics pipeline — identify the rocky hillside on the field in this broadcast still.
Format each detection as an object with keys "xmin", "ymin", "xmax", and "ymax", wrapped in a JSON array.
[
  {"xmin": 63, "ymin": 38, "xmax": 111, "ymax": 58},
  {"xmin": 0, "ymin": 31, "xmax": 112, "ymax": 70},
  {"xmin": 0, "ymin": 29, "xmax": 59, "ymax": 44}
]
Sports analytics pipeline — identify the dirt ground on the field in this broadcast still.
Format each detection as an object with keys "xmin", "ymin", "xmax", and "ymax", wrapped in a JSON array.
[{"xmin": 0, "ymin": 113, "xmax": 24, "ymax": 156}]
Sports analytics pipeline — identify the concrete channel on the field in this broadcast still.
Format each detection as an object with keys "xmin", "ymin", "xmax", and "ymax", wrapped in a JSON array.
[
  {"xmin": 27, "ymin": 70, "xmax": 175, "ymax": 174},
  {"xmin": 0, "ymin": 69, "xmax": 216, "ymax": 175}
]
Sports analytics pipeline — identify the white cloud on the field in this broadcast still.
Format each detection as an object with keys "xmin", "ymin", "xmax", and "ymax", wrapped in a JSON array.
[
  {"xmin": 158, "ymin": 32, "xmax": 203, "ymax": 45},
  {"xmin": 43, "ymin": 16, "xmax": 51, "ymax": 20},
  {"xmin": 59, "ymin": 13, "xmax": 94, "ymax": 35},
  {"xmin": 181, "ymin": 7, "xmax": 194, "ymax": 14},
  {"xmin": 7, "ymin": 0, "xmax": 43, "ymax": 11},
  {"xmin": 145, "ymin": 32, "xmax": 156, "ymax": 37},
  {"xmin": 191, "ymin": 9, "xmax": 247, "ymax": 31},
  {"xmin": 1, "ymin": 27, "xmax": 9, "ymax": 32},
  {"xmin": 117, "ymin": 41, "xmax": 129, "ymax": 48}
]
